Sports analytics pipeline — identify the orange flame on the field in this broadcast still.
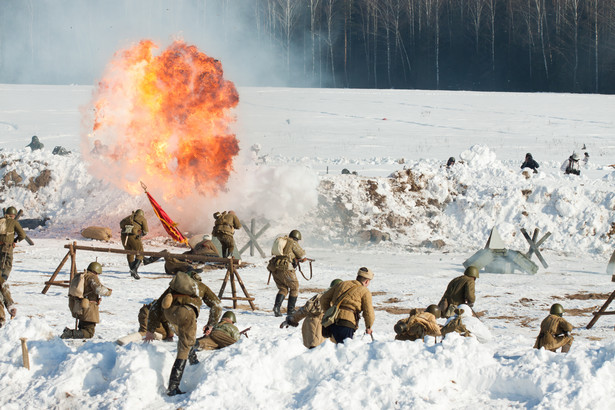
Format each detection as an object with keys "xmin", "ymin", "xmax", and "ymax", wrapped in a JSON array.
[{"xmin": 88, "ymin": 39, "xmax": 239, "ymax": 199}]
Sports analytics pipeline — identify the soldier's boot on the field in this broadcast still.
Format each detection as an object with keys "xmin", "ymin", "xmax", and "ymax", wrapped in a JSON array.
[
  {"xmin": 143, "ymin": 256, "xmax": 161, "ymax": 265},
  {"xmin": 287, "ymin": 296, "xmax": 298, "ymax": 317},
  {"xmin": 188, "ymin": 345, "xmax": 200, "ymax": 366},
  {"xmin": 129, "ymin": 260, "xmax": 142, "ymax": 280},
  {"xmin": 273, "ymin": 294, "xmax": 285, "ymax": 317},
  {"xmin": 60, "ymin": 328, "xmax": 86, "ymax": 339},
  {"xmin": 166, "ymin": 359, "xmax": 187, "ymax": 396},
  {"xmin": 561, "ymin": 341, "xmax": 572, "ymax": 353}
]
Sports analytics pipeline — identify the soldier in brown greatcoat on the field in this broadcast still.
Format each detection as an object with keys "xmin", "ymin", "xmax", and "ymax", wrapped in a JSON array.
[
  {"xmin": 394, "ymin": 305, "xmax": 442, "ymax": 341},
  {"xmin": 189, "ymin": 311, "xmax": 240, "ymax": 365},
  {"xmin": 138, "ymin": 302, "xmax": 174, "ymax": 340},
  {"xmin": 0, "ymin": 206, "xmax": 26, "ymax": 281},
  {"xmin": 534, "ymin": 303, "xmax": 574, "ymax": 353},
  {"xmin": 0, "ymin": 277, "xmax": 17, "ymax": 327},
  {"xmin": 438, "ymin": 266, "xmax": 479, "ymax": 318},
  {"xmin": 280, "ymin": 279, "xmax": 342, "ymax": 349},
  {"xmin": 145, "ymin": 271, "xmax": 222, "ymax": 396},
  {"xmin": 320, "ymin": 267, "xmax": 375, "ymax": 344},
  {"xmin": 268, "ymin": 230, "xmax": 307, "ymax": 317},
  {"xmin": 212, "ymin": 211, "xmax": 241, "ymax": 258},
  {"xmin": 120, "ymin": 209, "xmax": 149, "ymax": 279},
  {"xmin": 61, "ymin": 262, "xmax": 112, "ymax": 339}
]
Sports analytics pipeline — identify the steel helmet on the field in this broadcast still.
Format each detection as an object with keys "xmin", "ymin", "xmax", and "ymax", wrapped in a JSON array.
[
  {"xmin": 222, "ymin": 311, "xmax": 237, "ymax": 323},
  {"xmin": 329, "ymin": 279, "xmax": 342, "ymax": 288},
  {"xmin": 213, "ymin": 212, "xmax": 221, "ymax": 219},
  {"xmin": 134, "ymin": 209, "xmax": 144, "ymax": 217},
  {"xmin": 550, "ymin": 303, "xmax": 564, "ymax": 317},
  {"xmin": 464, "ymin": 266, "xmax": 479, "ymax": 278},
  {"xmin": 394, "ymin": 321, "xmax": 407, "ymax": 334},
  {"xmin": 426, "ymin": 304, "xmax": 441, "ymax": 318},
  {"xmin": 87, "ymin": 262, "xmax": 103, "ymax": 275},
  {"xmin": 4, "ymin": 206, "xmax": 17, "ymax": 216},
  {"xmin": 289, "ymin": 230, "xmax": 302, "ymax": 241}
]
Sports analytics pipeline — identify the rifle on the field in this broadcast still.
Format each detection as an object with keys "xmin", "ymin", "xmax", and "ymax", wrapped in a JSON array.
[
  {"xmin": 297, "ymin": 258, "xmax": 315, "ymax": 281},
  {"xmin": 15, "ymin": 210, "xmax": 34, "ymax": 246},
  {"xmin": 239, "ymin": 327, "xmax": 251, "ymax": 338}
]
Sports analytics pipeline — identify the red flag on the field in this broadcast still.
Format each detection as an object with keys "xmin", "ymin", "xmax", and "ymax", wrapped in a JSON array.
[{"xmin": 141, "ymin": 182, "xmax": 188, "ymax": 245}]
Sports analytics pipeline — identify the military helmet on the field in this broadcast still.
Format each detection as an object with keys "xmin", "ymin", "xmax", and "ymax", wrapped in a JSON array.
[
  {"xmin": 213, "ymin": 212, "xmax": 221, "ymax": 219},
  {"xmin": 330, "ymin": 279, "xmax": 342, "ymax": 288},
  {"xmin": 222, "ymin": 311, "xmax": 236, "ymax": 323},
  {"xmin": 394, "ymin": 321, "xmax": 407, "ymax": 335},
  {"xmin": 4, "ymin": 206, "xmax": 17, "ymax": 216},
  {"xmin": 426, "ymin": 304, "xmax": 441, "ymax": 318},
  {"xmin": 31, "ymin": 135, "xmax": 39, "ymax": 142},
  {"xmin": 134, "ymin": 209, "xmax": 144, "ymax": 217},
  {"xmin": 289, "ymin": 230, "xmax": 302, "ymax": 241},
  {"xmin": 550, "ymin": 303, "xmax": 565, "ymax": 317},
  {"xmin": 464, "ymin": 266, "xmax": 479, "ymax": 278},
  {"xmin": 87, "ymin": 261, "xmax": 103, "ymax": 275}
]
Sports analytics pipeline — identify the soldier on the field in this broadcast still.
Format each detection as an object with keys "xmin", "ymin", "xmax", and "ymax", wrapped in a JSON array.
[
  {"xmin": 91, "ymin": 139, "xmax": 109, "ymax": 156},
  {"xmin": 561, "ymin": 152, "xmax": 581, "ymax": 175},
  {"xmin": 145, "ymin": 271, "xmax": 222, "ymax": 396},
  {"xmin": 26, "ymin": 135, "xmax": 44, "ymax": 151},
  {"xmin": 162, "ymin": 235, "xmax": 220, "ymax": 275},
  {"xmin": 212, "ymin": 211, "xmax": 241, "ymax": 258},
  {"xmin": 189, "ymin": 311, "xmax": 240, "ymax": 364},
  {"xmin": 0, "ymin": 206, "xmax": 27, "ymax": 281},
  {"xmin": 441, "ymin": 304, "xmax": 492, "ymax": 343},
  {"xmin": 520, "ymin": 153, "xmax": 539, "ymax": 173},
  {"xmin": 280, "ymin": 278, "xmax": 342, "ymax": 349},
  {"xmin": 120, "ymin": 209, "xmax": 149, "ymax": 279},
  {"xmin": 438, "ymin": 266, "xmax": 479, "ymax": 318},
  {"xmin": 268, "ymin": 229, "xmax": 307, "ymax": 317},
  {"xmin": 534, "ymin": 303, "xmax": 574, "ymax": 353},
  {"xmin": 61, "ymin": 262, "xmax": 113, "ymax": 339},
  {"xmin": 116, "ymin": 301, "xmax": 175, "ymax": 345},
  {"xmin": 192, "ymin": 234, "xmax": 220, "ymax": 257},
  {"xmin": 0, "ymin": 277, "xmax": 17, "ymax": 328},
  {"xmin": 320, "ymin": 267, "xmax": 375, "ymax": 344},
  {"xmin": 394, "ymin": 305, "xmax": 442, "ymax": 342}
]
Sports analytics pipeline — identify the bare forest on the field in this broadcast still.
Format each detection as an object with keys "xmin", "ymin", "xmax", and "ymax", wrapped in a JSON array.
[{"xmin": 234, "ymin": 0, "xmax": 615, "ymax": 92}]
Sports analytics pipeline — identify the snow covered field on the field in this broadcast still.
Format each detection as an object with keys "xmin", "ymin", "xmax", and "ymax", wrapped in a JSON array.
[{"xmin": 1, "ymin": 84, "xmax": 615, "ymax": 409}]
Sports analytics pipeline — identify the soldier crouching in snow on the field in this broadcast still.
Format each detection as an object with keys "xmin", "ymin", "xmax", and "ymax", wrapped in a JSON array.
[
  {"xmin": 534, "ymin": 303, "xmax": 573, "ymax": 353},
  {"xmin": 394, "ymin": 305, "xmax": 442, "ymax": 342},
  {"xmin": 188, "ymin": 311, "xmax": 240, "ymax": 365},
  {"xmin": 61, "ymin": 262, "xmax": 112, "ymax": 339},
  {"xmin": 0, "ymin": 277, "xmax": 17, "ymax": 327}
]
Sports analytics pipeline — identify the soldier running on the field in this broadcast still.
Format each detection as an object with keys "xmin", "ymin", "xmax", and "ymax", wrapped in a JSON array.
[
  {"xmin": 0, "ymin": 207, "xmax": 26, "ymax": 281},
  {"xmin": 268, "ymin": 229, "xmax": 307, "ymax": 317},
  {"xmin": 212, "ymin": 211, "xmax": 241, "ymax": 258},
  {"xmin": 120, "ymin": 209, "xmax": 149, "ymax": 279}
]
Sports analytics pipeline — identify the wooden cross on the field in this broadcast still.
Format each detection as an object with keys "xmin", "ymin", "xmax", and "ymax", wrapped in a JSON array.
[
  {"xmin": 239, "ymin": 219, "xmax": 270, "ymax": 258},
  {"xmin": 521, "ymin": 228, "xmax": 551, "ymax": 269}
]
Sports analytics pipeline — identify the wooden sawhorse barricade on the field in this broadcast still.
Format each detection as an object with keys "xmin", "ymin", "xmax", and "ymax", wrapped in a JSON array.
[
  {"xmin": 586, "ymin": 250, "xmax": 615, "ymax": 330},
  {"xmin": 41, "ymin": 242, "xmax": 255, "ymax": 310}
]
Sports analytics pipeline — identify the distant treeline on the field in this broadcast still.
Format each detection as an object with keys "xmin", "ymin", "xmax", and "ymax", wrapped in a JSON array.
[{"xmin": 243, "ymin": 0, "xmax": 615, "ymax": 93}]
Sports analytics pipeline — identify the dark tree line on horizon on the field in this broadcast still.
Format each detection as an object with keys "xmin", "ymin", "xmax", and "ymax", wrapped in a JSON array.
[{"xmin": 243, "ymin": 0, "xmax": 615, "ymax": 93}]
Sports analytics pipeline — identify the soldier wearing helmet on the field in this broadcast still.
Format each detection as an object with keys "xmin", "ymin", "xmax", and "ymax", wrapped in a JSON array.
[
  {"xmin": 26, "ymin": 135, "xmax": 44, "ymax": 151},
  {"xmin": 189, "ymin": 310, "xmax": 241, "ymax": 364},
  {"xmin": 0, "ymin": 277, "xmax": 17, "ymax": 327},
  {"xmin": 534, "ymin": 303, "xmax": 574, "ymax": 353},
  {"xmin": 437, "ymin": 266, "xmax": 479, "ymax": 318},
  {"xmin": 61, "ymin": 261, "xmax": 113, "ymax": 339},
  {"xmin": 119, "ymin": 209, "xmax": 149, "ymax": 279},
  {"xmin": 394, "ymin": 305, "xmax": 442, "ymax": 342},
  {"xmin": 0, "ymin": 206, "xmax": 26, "ymax": 281},
  {"xmin": 280, "ymin": 278, "xmax": 342, "ymax": 348},
  {"xmin": 211, "ymin": 210, "xmax": 242, "ymax": 258},
  {"xmin": 320, "ymin": 267, "xmax": 375, "ymax": 344},
  {"xmin": 268, "ymin": 229, "xmax": 307, "ymax": 317}
]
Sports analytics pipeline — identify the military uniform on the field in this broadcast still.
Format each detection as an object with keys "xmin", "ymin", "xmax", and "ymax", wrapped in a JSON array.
[
  {"xmin": 212, "ymin": 211, "xmax": 241, "ymax": 257},
  {"xmin": 0, "ymin": 277, "xmax": 16, "ymax": 327},
  {"xmin": 394, "ymin": 308, "xmax": 442, "ymax": 341},
  {"xmin": 286, "ymin": 292, "xmax": 328, "ymax": 348},
  {"xmin": 64, "ymin": 271, "xmax": 112, "ymax": 338},
  {"xmin": 534, "ymin": 314, "xmax": 573, "ymax": 352},
  {"xmin": 138, "ymin": 302, "xmax": 173, "ymax": 339},
  {"xmin": 192, "ymin": 239, "xmax": 219, "ymax": 257},
  {"xmin": 268, "ymin": 236, "xmax": 306, "ymax": 316},
  {"xmin": 0, "ymin": 215, "xmax": 26, "ymax": 281},
  {"xmin": 26, "ymin": 136, "xmax": 44, "ymax": 150},
  {"xmin": 120, "ymin": 211, "xmax": 148, "ymax": 264},
  {"xmin": 195, "ymin": 320, "xmax": 240, "ymax": 350},
  {"xmin": 320, "ymin": 276, "xmax": 375, "ymax": 344},
  {"xmin": 163, "ymin": 240, "xmax": 219, "ymax": 275},
  {"xmin": 438, "ymin": 275, "xmax": 476, "ymax": 318}
]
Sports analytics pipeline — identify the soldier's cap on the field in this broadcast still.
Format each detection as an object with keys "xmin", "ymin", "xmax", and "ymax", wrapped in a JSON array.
[{"xmin": 357, "ymin": 267, "xmax": 374, "ymax": 280}]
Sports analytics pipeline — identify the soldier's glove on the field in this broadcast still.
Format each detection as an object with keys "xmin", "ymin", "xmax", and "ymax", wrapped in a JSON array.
[
  {"xmin": 9, "ymin": 307, "xmax": 16, "ymax": 318},
  {"xmin": 280, "ymin": 318, "xmax": 298, "ymax": 329}
]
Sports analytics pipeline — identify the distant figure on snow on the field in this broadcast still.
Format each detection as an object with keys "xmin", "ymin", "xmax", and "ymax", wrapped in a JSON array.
[
  {"xmin": 52, "ymin": 146, "xmax": 71, "ymax": 156},
  {"xmin": 446, "ymin": 157, "xmax": 456, "ymax": 168},
  {"xmin": 520, "ymin": 153, "xmax": 539, "ymax": 173},
  {"xmin": 582, "ymin": 152, "xmax": 590, "ymax": 168},
  {"xmin": 26, "ymin": 135, "xmax": 43, "ymax": 151},
  {"xmin": 561, "ymin": 152, "xmax": 581, "ymax": 175},
  {"xmin": 534, "ymin": 303, "xmax": 573, "ymax": 353}
]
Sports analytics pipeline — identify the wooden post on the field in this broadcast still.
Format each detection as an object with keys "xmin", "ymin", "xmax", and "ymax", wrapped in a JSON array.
[
  {"xmin": 586, "ymin": 290, "xmax": 615, "ymax": 329},
  {"xmin": 20, "ymin": 338, "xmax": 30, "ymax": 370},
  {"xmin": 42, "ymin": 250, "xmax": 71, "ymax": 294},
  {"xmin": 250, "ymin": 219, "xmax": 255, "ymax": 257},
  {"xmin": 217, "ymin": 258, "xmax": 256, "ymax": 310}
]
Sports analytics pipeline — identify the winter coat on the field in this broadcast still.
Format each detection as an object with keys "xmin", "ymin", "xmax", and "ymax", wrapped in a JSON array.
[
  {"xmin": 561, "ymin": 158, "xmax": 581, "ymax": 175},
  {"xmin": 521, "ymin": 157, "xmax": 539, "ymax": 171},
  {"xmin": 68, "ymin": 271, "xmax": 112, "ymax": 323},
  {"xmin": 120, "ymin": 212, "xmax": 148, "ymax": 237},
  {"xmin": 320, "ymin": 280, "xmax": 374, "ymax": 330},
  {"xmin": 439, "ymin": 275, "xmax": 476, "ymax": 317},
  {"xmin": 289, "ymin": 292, "xmax": 327, "ymax": 348},
  {"xmin": 270, "ymin": 238, "xmax": 306, "ymax": 272},
  {"xmin": 534, "ymin": 314, "xmax": 574, "ymax": 351},
  {"xmin": 394, "ymin": 308, "xmax": 441, "ymax": 341},
  {"xmin": 192, "ymin": 239, "xmax": 220, "ymax": 257},
  {"xmin": 197, "ymin": 320, "xmax": 240, "ymax": 350},
  {"xmin": 212, "ymin": 212, "xmax": 241, "ymax": 236},
  {"xmin": 0, "ymin": 217, "xmax": 26, "ymax": 253}
]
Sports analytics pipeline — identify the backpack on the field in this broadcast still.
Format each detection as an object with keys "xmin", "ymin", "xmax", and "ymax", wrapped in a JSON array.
[
  {"xmin": 321, "ymin": 284, "xmax": 359, "ymax": 328},
  {"xmin": 68, "ymin": 271, "xmax": 86, "ymax": 298},
  {"xmin": 120, "ymin": 215, "xmax": 135, "ymax": 234},
  {"xmin": 169, "ymin": 272, "xmax": 199, "ymax": 297},
  {"xmin": 271, "ymin": 236, "xmax": 288, "ymax": 256},
  {"xmin": 0, "ymin": 218, "xmax": 7, "ymax": 235}
]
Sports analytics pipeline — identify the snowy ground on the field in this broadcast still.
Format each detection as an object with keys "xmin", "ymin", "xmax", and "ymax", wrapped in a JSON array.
[{"xmin": 1, "ymin": 85, "xmax": 615, "ymax": 409}]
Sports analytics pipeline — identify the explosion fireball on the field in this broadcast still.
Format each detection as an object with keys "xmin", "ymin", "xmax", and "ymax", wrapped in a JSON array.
[{"xmin": 86, "ymin": 39, "xmax": 239, "ymax": 199}]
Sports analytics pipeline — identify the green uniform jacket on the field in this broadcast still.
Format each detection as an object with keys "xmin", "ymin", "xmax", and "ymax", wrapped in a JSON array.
[
  {"xmin": 534, "ymin": 314, "xmax": 574, "ymax": 351},
  {"xmin": 0, "ymin": 217, "xmax": 26, "ymax": 252},
  {"xmin": 213, "ymin": 321, "xmax": 240, "ymax": 342},
  {"xmin": 68, "ymin": 272, "xmax": 112, "ymax": 323},
  {"xmin": 213, "ymin": 212, "xmax": 241, "ymax": 236},
  {"xmin": 320, "ymin": 280, "xmax": 374, "ymax": 330},
  {"xmin": 440, "ymin": 275, "xmax": 476, "ymax": 307},
  {"xmin": 271, "ymin": 238, "xmax": 306, "ymax": 271},
  {"xmin": 120, "ymin": 213, "xmax": 148, "ymax": 236}
]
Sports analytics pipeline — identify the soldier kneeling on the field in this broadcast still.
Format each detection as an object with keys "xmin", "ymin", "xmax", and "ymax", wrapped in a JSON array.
[
  {"xmin": 394, "ymin": 305, "xmax": 442, "ymax": 341},
  {"xmin": 534, "ymin": 303, "xmax": 573, "ymax": 353},
  {"xmin": 188, "ymin": 311, "xmax": 240, "ymax": 365}
]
